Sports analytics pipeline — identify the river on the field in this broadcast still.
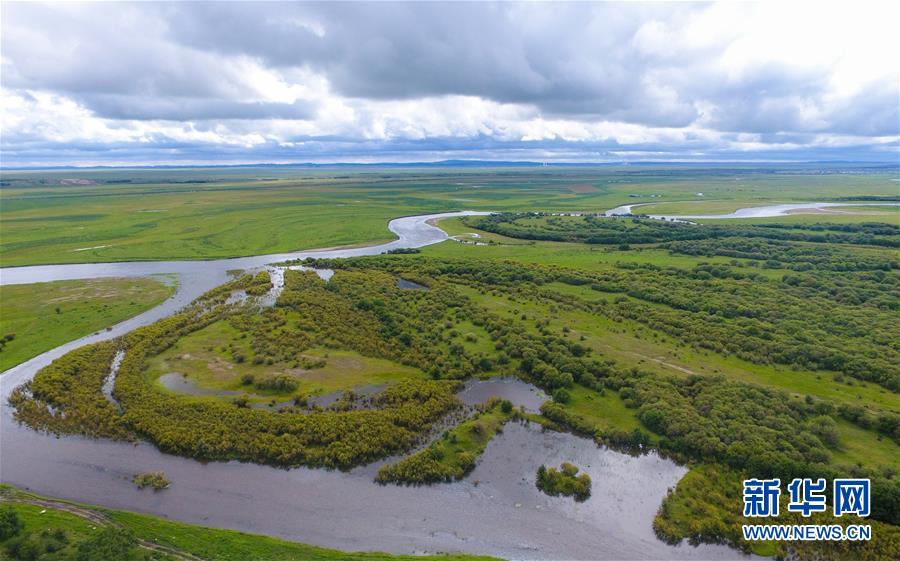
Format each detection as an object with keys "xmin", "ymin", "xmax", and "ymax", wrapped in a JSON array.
[
  {"xmin": 0, "ymin": 211, "xmax": 748, "ymax": 560},
  {"xmin": 604, "ymin": 201, "xmax": 899, "ymax": 220}
]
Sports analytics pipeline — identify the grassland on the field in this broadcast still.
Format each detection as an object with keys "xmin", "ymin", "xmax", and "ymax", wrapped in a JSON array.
[
  {"xmin": 0, "ymin": 277, "xmax": 174, "ymax": 372},
  {"xmin": 0, "ymin": 485, "xmax": 497, "ymax": 561},
  {"xmin": 560, "ymin": 385, "xmax": 646, "ymax": 436},
  {"xmin": 2, "ymin": 165, "xmax": 896, "ymax": 266},
  {"xmin": 831, "ymin": 419, "xmax": 900, "ymax": 471},
  {"xmin": 146, "ymin": 318, "xmax": 425, "ymax": 406}
]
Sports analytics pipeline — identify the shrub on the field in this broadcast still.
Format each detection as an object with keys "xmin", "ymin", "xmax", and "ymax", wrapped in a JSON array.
[
  {"xmin": 536, "ymin": 462, "xmax": 591, "ymax": 501},
  {"xmin": 133, "ymin": 471, "xmax": 170, "ymax": 490},
  {"xmin": 75, "ymin": 527, "xmax": 138, "ymax": 561},
  {"xmin": 0, "ymin": 506, "xmax": 23, "ymax": 540},
  {"xmin": 254, "ymin": 374, "xmax": 299, "ymax": 393}
]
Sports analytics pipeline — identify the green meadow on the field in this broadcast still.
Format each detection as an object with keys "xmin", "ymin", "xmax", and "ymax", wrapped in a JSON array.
[
  {"xmin": 146, "ymin": 318, "xmax": 426, "ymax": 407},
  {"xmin": 2, "ymin": 166, "xmax": 896, "ymax": 266},
  {"xmin": 0, "ymin": 277, "xmax": 174, "ymax": 372}
]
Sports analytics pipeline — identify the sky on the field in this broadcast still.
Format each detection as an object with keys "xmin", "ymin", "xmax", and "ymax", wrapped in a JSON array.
[{"xmin": 1, "ymin": 1, "xmax": 899, "ymax": 167}]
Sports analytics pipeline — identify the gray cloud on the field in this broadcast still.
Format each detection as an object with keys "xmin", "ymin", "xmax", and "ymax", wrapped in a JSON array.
[
  {"xmin": 165, "ymin": 2, "xmax": 701, "ymax": 126},
  {"xmin": 0, "ymin": 1, "xmax": 897, "ymax": 165},
  {"xmin": 78, "ymin": 95, "xmax": 316, "ymax": 121},
  {"xmin": 3, "ymin": 130, "xmax": 895, "ymax": 168}
]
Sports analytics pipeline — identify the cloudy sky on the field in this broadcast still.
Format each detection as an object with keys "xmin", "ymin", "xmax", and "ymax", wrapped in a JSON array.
[{"xmin": 2, "ymin": 1, "xmax": 898, "ymax": 166}]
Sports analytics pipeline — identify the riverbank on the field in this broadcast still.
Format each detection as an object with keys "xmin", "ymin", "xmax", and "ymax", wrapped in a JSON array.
[{"xmin": 0, "ymin": 484, "xmax": 498, "ymax": 561}]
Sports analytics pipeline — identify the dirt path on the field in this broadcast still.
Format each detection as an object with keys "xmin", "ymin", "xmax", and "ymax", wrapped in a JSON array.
[
  {"xmin": 643, "ymin": 355, "xmax": 697, "ymax": 375},
  {"xmin": 0, "ymin": 495, "xmax": 206, "ymax": 561}
]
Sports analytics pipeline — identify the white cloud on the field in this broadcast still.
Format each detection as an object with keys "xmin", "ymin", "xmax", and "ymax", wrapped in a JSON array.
[{"xmin": 1, "ymin": 1, "xmax": 897, "ymax": 165}]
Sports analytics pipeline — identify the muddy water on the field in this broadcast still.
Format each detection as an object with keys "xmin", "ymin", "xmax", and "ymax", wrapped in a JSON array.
[{"xmin": 0, "ymin": 211, "xmax": 747, "ymax": 560}]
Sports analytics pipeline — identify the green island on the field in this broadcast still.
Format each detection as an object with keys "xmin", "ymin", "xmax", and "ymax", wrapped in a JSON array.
[
  {"xmin": 0, "ymin": 485, "xmax": 497, "ymax": 561},
  {"xmin": 3, "ymin": 166, "xmax": 899, "ymax": 560},
  {"xmin": 132, "ymin": 472, "xmax": 170, "ymax": 491},
  {"xmin": 0, "ymin": 277, "xmax": 175, "ymax": 372},
  {"xmin": 536, "ymin": 463, "xmax": 592, "ymax": 502}
]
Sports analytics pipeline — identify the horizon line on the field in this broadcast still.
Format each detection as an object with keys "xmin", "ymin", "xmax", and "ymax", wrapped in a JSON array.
[{"xmin": 3, "ymin": 159, "xmax": 900, "ymax": 172}]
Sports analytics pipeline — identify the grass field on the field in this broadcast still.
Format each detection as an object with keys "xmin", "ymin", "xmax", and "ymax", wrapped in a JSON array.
[
  {"xmin": 0, "ymin": 277, "xmax": 174, "ymax": 372},
  {"xmin": 0, "ymin": 485, "xmax": 497, "ymax": 561},
  {"xmin": 2, "ymin": 166, "xmax": 896, "ymax": 266},
  {"xmin": 435, "ymin": 240, "xmax": 900, "ymax": 417},
  {"xmin": 831, "ymin": 419, "xmax": 900, "ymax": 471},
  {"xmin": 146, "ymin": 318, "xmax": 425, "ymax": 406},
  {"xmin": 147, "ymin": 320, "xmax": 425, "ymax": 403}
]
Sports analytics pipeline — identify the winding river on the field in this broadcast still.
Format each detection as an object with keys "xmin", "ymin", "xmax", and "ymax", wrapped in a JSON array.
[
  {"xmin": 0, "ymin": 211, "xmax": 749, "ymax": 560},
  {"xmin": 604, "ymin": 201, "xmax": 899, "ymax": 220}
]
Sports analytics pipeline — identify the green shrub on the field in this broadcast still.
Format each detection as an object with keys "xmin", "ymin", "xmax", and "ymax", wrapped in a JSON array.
[
  {"xmin": 0, "ymin": 506, "xmax": 23, "ymax": 540},
  {"xmin": 536, "ymin": 462, "xmax": 591, "ymax": 501}
]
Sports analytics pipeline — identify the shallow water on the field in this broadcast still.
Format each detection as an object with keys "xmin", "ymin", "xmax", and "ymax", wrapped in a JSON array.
[
  {"xmin": 157, "ymin": 372, "xmax": 241, "ymax": 397},
  {"xmin": 101, "ymin": 350, "xmax": 125, "ymax": 411},
  {"xmin": 286, "ymin": 265, "xmax": 334, "ymax": 281},
  {"xmin": 0, "ymin": 211, "xmax": 748, "ymax": 560},
  {"xmin": 397, "ymin": 278, "xmax": 428, "ymax": 290},
  {"xmin": 307, "ymin": 384, "xmax": 386, "ymax": 408},
  {"xmin": 458, "ymin": 377, "xmax": 548, "ymax": 413}
]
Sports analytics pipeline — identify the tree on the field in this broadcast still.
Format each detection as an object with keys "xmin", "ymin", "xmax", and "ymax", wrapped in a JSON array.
[{"xmin": 537, "ymin": 464, "xmax": 547, "ymax": 487}]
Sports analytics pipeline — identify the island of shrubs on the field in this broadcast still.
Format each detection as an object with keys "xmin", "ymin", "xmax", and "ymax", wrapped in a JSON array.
[
  {"xmin": 536, "ymin": 462, "xmax": 592, "ymax": 501},
  {"xmin": 133, "ymin": 471, "xmax": 170, "ymax": 491}
]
